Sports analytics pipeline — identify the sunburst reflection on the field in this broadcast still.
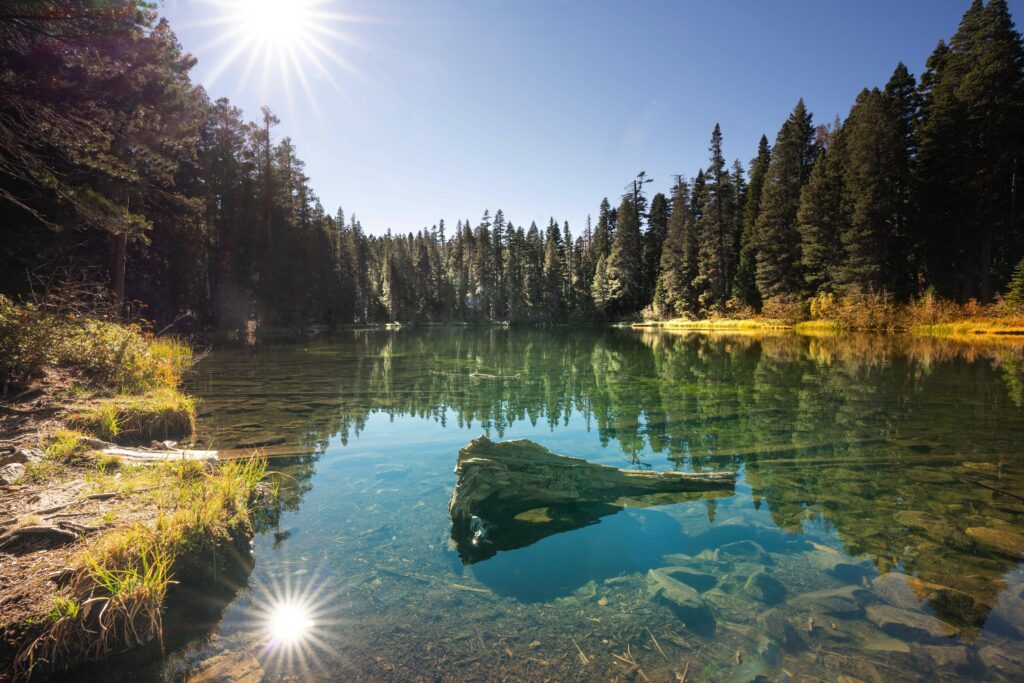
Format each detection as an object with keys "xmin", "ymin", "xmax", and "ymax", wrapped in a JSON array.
[{"xmin": 233, "ymin": 569, "xmax": 343, "ymax": 677}]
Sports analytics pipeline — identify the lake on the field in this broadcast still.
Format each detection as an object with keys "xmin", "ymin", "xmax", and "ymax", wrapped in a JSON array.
[{"xmin": 123, "ymin": 328, "xmax": 1024, "ymax": 680}]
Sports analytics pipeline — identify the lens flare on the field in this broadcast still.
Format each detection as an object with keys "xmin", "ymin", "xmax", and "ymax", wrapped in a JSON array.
[
  {"xmin": 222, "ymin": 568, "xmax": 343, "ymax": 677},
  {"xmin": 267, "ymin": 602, "xmax": 313, "ymax": 645},
  {"xmin": 186, "ymin": 1, "xmax": 372, "ymax": 114}
]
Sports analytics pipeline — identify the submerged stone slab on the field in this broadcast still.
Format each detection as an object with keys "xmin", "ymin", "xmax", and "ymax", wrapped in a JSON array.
[
  {"xmin": 656, "ymin": 565, "xmax": 718, "ymax": 592},
  {"xmin": 646, "ymin": 568, "xmax": 715, "ymax": 633},
  {"xmin": 866, "ymin": 604, "xmax": 958, "ymax": 642},
  {"xmin": 790, "ymin": 585, "xmax": 870, "ymax": 617},
  {"xmin": 966, "ymin": 526, "xmax": 1024, "ymax": 558},
  {"xmin": 743, "ymin": 569, "xmax": 787, "ymax": 604}
]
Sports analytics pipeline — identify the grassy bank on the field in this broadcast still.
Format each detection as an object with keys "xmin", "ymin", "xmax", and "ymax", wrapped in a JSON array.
[
  {"xmin": 636, "ymin": 293, "xmax": 1024, "ymax": 338},
  {"xmin": 0, "ymin": 295, "xmax": 270, "ymax": 678},
  {"xmin": 634, "ymin": 318, "xmax": 793, "ymax": 331}
]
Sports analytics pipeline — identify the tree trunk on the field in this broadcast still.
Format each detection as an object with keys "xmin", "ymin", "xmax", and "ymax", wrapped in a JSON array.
[{"xmin": 113, "ymin": 231, "xmax": 127, "ymax": 316}]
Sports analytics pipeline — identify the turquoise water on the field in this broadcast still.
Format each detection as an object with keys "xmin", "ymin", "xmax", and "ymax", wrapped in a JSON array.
[{"xmin": 144, "ymin": 328, "xmax": 1024, "ymax": 680}]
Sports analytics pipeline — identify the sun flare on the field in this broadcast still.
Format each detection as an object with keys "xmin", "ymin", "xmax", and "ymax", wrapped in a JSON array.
[
  {"xmin": 192, "ymin": 0, "xmax": 367, "ymax": 111},
  {"xmin": 239, "ymin": 0, "xmax": 310, "ymax": 47},
  {"xmin": 268, "ymin": 602, "xmax": 314, "ymax": 645}
]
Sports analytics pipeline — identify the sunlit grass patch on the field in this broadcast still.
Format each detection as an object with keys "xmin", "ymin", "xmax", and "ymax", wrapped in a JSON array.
[
  {"xmin": 19, "ymin": 454, "xmax": 269, "ymax": 675},
  {"xmin": 69, "ymin": 388, "xmax": 196, "ymax": 444},
  {"xmin": 912, "ymin": 319, "xmax": 1024, "ymax": 337},
  {"xmin": 45, "ymin": 429, "xmax": 90, "ymax": 461},
  {"xmin": 637, "ymin": 318, "xmax": 793, "ymax": 330}
]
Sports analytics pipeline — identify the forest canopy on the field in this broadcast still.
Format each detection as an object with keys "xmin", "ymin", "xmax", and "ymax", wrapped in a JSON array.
[{"xmin": 1, "ymin": 0, "xmax": 1022, "ymax": 327}]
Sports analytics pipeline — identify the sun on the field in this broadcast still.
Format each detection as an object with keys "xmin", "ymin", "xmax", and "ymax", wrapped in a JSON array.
[
  {"xmin": 239, "ymin": 0, "xmax": 311, "ymax": 47},
  {"xmin": 189, "ymin": 0, "xmax": 367, "ymax": 112}
]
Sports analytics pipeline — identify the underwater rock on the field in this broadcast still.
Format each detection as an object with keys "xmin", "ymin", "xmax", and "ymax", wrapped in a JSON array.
[
  {"xmin": 790, "ymin": 585, "xmax": 870, "ymax": 617},
  {"xmin": 756, "ymin": 634, "xmax": 781, "ymax": 665},
  {"xmin": 448, "ymin": 436, "xmax": 734, "ymax": 562},
  {"xmin": 756, "ymin": 608, "xmax": 805, "ymax": 652},
  {"xmin": 655, "ymin": 565, "xmax": 718, "ymax": 592},
  {"xmin": 916, "ymin": 643, "xmax": 972, "ymax": 674},
  {"xmin": 979, "ymin": 643, "xmax": 1024, "ymax": 675},
  {"xmin": 966, "ymin": 525, "xmax": 1024, "ymax": 558},
  {"xmin": 646, "ymin": 568, "xmax": 716, "ymax": 633},
  {"xmin": 191, "ymin": 650, "xmax": 264, "ymax": 683},
  {"xmin": 743, "ymin": 570, "xmax": 787, "ymax": 604},
  {"xmin": 866, "ymin": 604, "xmax": 958, "ymax": 641},
  {"xmin": 871, "ymin": 573, "xmax": 922, "ymax": 610},
  {"xmin": 718, "ymin": 540, "xmax": 772, "ymax": 564}
]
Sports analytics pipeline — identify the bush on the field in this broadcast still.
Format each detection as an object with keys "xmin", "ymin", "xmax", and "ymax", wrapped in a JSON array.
[
  {"xmin": 0, "ymin": 295, "xmax": 191, "ymax": 393},
  {"xmin": 760, "ymin": 295, "xmax": 807, "ymax": 325}
]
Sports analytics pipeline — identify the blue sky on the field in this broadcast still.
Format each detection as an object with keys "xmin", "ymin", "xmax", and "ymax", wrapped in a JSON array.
[{"xmin": 160, "ymin": 0, "xmax": 1024, "ymax": 235}]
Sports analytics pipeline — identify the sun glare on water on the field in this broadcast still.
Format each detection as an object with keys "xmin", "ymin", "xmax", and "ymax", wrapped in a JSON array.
[
  {"xmin": 267, "ymin": 602, "xmax": 314, "ymax": 645},
  {"xmin": 193, "ymin": 0, "xmax": 366, "ymax": 111}
]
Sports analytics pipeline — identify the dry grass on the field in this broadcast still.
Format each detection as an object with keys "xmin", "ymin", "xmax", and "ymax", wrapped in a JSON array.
[
  {"xmin": 635, "ymin": 318, "xmax": 792, "ymax": 331},
  {"xmin": 69, "ymin": 388, "xmax": 196, "ymax": 444},
  {"xmin": 16, "ymin": 454, "xmax": 269, "ymax": 677},
  {"xmin": 1, "ymin": 294, "xmax": 192, "ymax": 393}
]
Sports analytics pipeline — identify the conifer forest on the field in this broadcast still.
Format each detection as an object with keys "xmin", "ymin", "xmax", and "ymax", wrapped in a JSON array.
[{"xmin": 1, "ymin": 1, "xmax": 1022, "ymax": 328}]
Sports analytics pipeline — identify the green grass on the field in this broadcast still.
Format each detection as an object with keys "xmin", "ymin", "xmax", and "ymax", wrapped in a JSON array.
[
  {"xmin": 47, "ymin": 596, "xmax": 81, "ymax": 624},
  {"xmin": 44, "ymin": 429, "xmax": 90, "ymax": 461},
  {"xmin": 19, "ymin": 453, "xmax": 269, "ymax": 675},
  {"xmin": 69, "ymin": 388, "xmax": 196, "ymax": 444}
]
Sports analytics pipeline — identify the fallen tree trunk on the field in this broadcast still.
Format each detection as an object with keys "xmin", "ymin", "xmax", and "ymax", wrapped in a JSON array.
[{"xmin": 448, "ymin": 436, "xmax": 735, "ymax": 562}]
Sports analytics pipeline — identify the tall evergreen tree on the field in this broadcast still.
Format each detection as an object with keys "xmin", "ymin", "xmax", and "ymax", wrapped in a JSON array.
[
  {"xmin": 837, "ymin": 88, "xmax": 908, "ymax": 294},
  {"xmin": 917, "ymin": 0, "xmax": 1024, "ymax": 300},
  {"xmin": 754, "ymin": 99, "xmax": 816, "ymax": 300},
  {"xmin": 695, "ymin": 124, "xmax": 738, "ymax": 310},
  {"xmin": 653, "ymin": 177, "xmax": 694, "ymax": 317},
  {"xmin": 798, "ymin": 124, "xmax": 846, "ymax": 294},
  {"xmin": 642, "ymin": 192, "xmax": 670, "ymax": 304},
  {"xmin": 604, "ymin": 194, "xmax": 643, "ymax": 314},
  {"xmin": 733, "ymin": 135, "xmax": 771, "ymax": 308}
]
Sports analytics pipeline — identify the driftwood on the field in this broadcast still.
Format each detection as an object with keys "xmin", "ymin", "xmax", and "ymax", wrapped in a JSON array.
[
  {"xmin": 448, "ymin": 437, "xmax": 735, "ymax": 563},
  {"xmin": 99, "ymin": 446, "xmax": 218, "ymax": 466}
]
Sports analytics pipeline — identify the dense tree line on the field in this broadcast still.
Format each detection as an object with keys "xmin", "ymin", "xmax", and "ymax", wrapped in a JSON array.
[{"xmin": 0, "ymin": 1, "xmax": 1022, "ymax": 327}]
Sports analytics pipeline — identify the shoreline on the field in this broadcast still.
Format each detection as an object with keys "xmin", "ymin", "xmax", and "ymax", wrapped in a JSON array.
[{"xmin": 0, "ymin": 299, "xmax": 271, "ymax": 681}]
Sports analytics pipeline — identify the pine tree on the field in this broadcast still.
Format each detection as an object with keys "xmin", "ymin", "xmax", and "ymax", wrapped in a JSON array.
[
  {"xmin": 653, "ymin": 177, "xmax": 694, "ymax": 317},
  {"xmin": 695, "ymin": 124, "xmax": 738, "ymax": 311},
  {"xmin": 1007, "ymin": 257, "xmax": 1024, "ymax": 305},
  {"xmin": 543, "ymin": 218, "xmax": 565, "ymax": 319},
  {"xmin": 755, "ymin": 99, "xmax": 815, "ymax": 300},
  {"xmin": 733, "ymin": 135, "xmax": 770, "ymax": 308},
  {"xmin": 592, "ymin": 198, "xmax": 614, "ymax": 263},
  {"xmin": 798, "ymin": 124, "xmax": 846, "ymax": 294},
  {"xmin": 642, "ymin": 192, "xmax": 669, "ymax": 305},
  {"xmin": 605, "ymin": 194, "xmax": 643, "ymax": 314},
  {"xmin": 883, "ymin": 62, "xmax": 920, "ymax": 297},
  {"xmin": 917, "ymin": 0, "xmax": 1024, "ymax": 300},
  {"xmin": 837, "ymin": 88, "xmax": 906, "ymax": 294}
]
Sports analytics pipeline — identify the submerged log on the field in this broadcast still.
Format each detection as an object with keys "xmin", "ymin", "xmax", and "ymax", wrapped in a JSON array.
[{"xmin": 448, "ymin": 436, "xmax": 735, "ymax": 563}]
